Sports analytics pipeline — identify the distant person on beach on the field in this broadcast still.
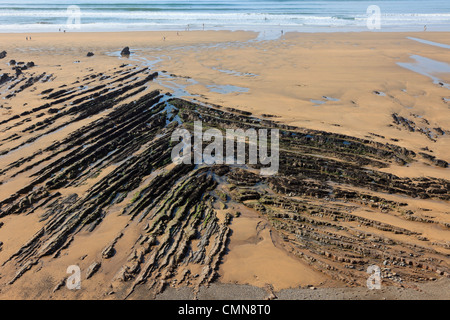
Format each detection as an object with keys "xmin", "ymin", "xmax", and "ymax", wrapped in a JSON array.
[
  {"xmin": 424, "ymin": 25, "xmax": 427, "ymax": 31},
  {"xmin": 26, "ymin": 37, "xmax": 28, "ymax": 41}
]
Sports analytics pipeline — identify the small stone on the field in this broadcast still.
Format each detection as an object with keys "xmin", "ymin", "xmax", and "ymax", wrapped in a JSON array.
[{"xmin": 86, "ymin": 261, "xmax": 101, "ymax": 279}]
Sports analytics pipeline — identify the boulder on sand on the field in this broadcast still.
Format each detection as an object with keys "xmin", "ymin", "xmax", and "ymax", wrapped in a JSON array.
[
  {"xmin": 120, "ymin": 47, "xmax": 130, "ymax": 57},
  {"xmin": 0, "ymin": 51, "xmax": 7, "ymax": 59},
  {"xmin": 87, "ymin": 52, "xmax": 94, "ymax": 57}
]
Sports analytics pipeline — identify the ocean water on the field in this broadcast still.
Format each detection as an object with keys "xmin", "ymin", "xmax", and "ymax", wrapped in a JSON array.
[{"xmin": 0, "ymin": 0, "xmax": 449, "ymax": 33}]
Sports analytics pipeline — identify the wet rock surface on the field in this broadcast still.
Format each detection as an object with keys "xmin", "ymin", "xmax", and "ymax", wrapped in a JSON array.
[
  {"xmin": 392, "ymin": 112, "xmax": 450, "ymax": 144},
  {"xmin": 120, "ymin": 47, "xmax": 131, "ymax": 57}
]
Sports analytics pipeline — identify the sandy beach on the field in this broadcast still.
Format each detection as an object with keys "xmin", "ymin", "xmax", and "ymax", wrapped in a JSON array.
[
  {"xmin": 0, "ymin": 30, "xmax": 449, "ymax": 300},
  {"xmin": 2, "ymin": 30, "xmax": 449, "ymax": 175}
]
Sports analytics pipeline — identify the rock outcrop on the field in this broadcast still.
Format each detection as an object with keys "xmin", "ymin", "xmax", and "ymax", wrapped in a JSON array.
[{"xmin": 0, "ymin": 60, "xmax": 448, "ymax": 299}]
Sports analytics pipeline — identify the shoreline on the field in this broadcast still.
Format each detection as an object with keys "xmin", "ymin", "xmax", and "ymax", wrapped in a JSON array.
[{"xmin": 2, "ymin": 29, "xmax": 450, "ymax": 52}]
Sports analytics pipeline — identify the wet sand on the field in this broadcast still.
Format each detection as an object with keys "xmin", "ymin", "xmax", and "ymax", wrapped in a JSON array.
[
  {"xmin": 0, "ymin": 30, "xmax": 449, "ymax": 299},
  {"xmin": 3, "ymin": 30, "xmax": 449, "ymax": 177}
]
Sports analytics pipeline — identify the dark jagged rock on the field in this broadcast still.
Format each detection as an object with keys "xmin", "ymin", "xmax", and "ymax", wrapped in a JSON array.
[
  {"xmin": 120, "ymin": 47, "xmax": 131, "ymax": 57},
  {"xmin": 392, "ymin": 113, "xmax": 448, "ymax": 143},
  {"xmin": 435, "ymin": 159, "xmax": 448, "ymax": 168},
  {"xmin": 0, "ymin": 62, "xmax": 447, "ymax": 298},
  {"xmin": 0, "ymin": 51, "xmax": 6, "ymax": 59},
  {"xmin": 87, "ymin": 52, "xmax": 94, "ymax": 57},
  {"xmin": 86, "ymin": 262, "xmax": 101, "ymax": 279},
  {"xmin": 47, "ymin": 108, "xmax": 59, "ymax": 114}
]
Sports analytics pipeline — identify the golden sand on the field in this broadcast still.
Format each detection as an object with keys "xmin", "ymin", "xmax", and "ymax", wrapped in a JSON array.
[{"xmin": 0, "ymin": 30, "xmax": 449, "ymax": 296}]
